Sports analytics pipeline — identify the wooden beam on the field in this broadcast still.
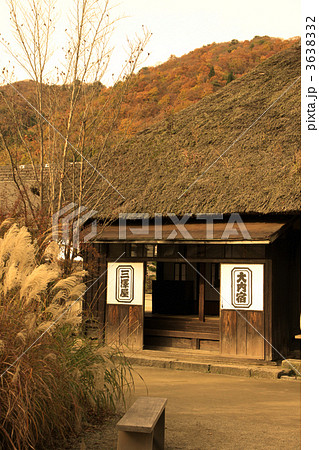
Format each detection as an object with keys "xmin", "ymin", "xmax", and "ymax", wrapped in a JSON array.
[
  {"xmin": 144, "ymin": 328, "xmax": 219, "ymax": 340},
  {"xmin": 199, "ymin": 263, "xmax": 205, "ymax": 322}
]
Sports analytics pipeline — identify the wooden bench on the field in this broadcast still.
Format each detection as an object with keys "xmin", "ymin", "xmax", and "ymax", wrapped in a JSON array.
[{"xmin": 117, "ymin": 397, "xmax": 167, "ymax": 450}]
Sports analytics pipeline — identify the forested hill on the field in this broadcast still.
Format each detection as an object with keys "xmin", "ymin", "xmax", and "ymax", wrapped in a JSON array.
[
  {"xmin": 0, "ymin": 35, "xmax": 299, "ymax": 165},
  {"xmin": 118, "ymin": 35, "xmax": 299, "ymax": 133}
]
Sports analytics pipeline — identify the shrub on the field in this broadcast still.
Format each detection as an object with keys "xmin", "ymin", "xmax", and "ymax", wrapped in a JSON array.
[
  {"xmin": 226, "ymin": 71, "xmax": 235, "ymax": 84},
  {"xmin": 0, "ymin": 222, "xmax": 133, "ymax": 449},
  {"xmin": 208, "ymin": 65, "xmax": 215, "ymax": 78}
]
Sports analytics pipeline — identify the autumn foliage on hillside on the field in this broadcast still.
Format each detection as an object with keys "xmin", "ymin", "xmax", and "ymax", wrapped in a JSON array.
[
  {"xmin": 116, "ymin": 35, "xmax": 299, "ymax": 133},
  {"xmin": 0, "ymin": 36, "xmax": 299, "ymax": 165}
]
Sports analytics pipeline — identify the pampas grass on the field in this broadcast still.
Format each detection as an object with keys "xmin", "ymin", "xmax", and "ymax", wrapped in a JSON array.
[{"xmin": 0, "ymin": 223, "xmax": 134, "ymax": 449}]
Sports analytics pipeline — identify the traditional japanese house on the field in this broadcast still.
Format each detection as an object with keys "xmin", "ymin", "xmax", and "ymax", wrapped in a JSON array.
[{"xmin": 81, "ymin": 43, "xmax": 301, "ymax": 361}]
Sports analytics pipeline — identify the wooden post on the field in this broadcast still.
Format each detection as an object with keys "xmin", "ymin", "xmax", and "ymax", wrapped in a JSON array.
[
  {"xmin": 199, "ymin": 263, "xmax": 205, "ymax": 322},
  {"xmin": 264, "ymin": 260, "xmax": 272, "ymax": 361}
]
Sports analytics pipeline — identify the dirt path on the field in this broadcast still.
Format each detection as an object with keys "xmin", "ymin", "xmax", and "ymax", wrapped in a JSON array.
[{"xmin": 59, "ymin": 366, "xmax": 300, "ymax": 449}]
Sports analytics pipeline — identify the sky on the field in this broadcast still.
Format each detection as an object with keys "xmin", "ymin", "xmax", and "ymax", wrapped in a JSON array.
[
  {"xmin": 116, "ymin": 0, "xmax": 301, "ymax": 65},
  {"xmin": 0, "ymin": 0, "xmax": 301, "ymax": 85}
]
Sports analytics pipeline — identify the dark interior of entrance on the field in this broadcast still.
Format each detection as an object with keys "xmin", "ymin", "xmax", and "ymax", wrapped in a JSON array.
[
  {"xmin": 151, "ymin": 262, "xmax": 220, "ymax": 316},
  {"xmin": 144, "ymin": 261, "xmax": 221, "ymax": 351}
]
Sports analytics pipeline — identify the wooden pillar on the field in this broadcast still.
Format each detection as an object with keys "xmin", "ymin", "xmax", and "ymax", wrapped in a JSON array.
[
  {"xmin": 264, "ymin": 259, "xmax": 273, "ymax": 361},
  {"xmin": 199, "ymin": 263, "xmax": 205, "ymax": 322}
]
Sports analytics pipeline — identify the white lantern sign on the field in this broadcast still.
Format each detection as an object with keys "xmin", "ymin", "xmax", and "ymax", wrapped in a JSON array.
[
  {"xmin": 107, "ymin": 262, "xmax": 144, "ymax": 306},
  {"xmin": 220, "ymin": 264, "xmax": 264, "ymax": 311}
]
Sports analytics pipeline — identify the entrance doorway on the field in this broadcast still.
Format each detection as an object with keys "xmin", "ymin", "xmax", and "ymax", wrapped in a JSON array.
[
  {"xmin": 143, "ymin": 261, "xmax": 220, "ymax": 351},
  {"xmin": 146, "ymin": 262, "xmax": 220, "ymax": 319}
]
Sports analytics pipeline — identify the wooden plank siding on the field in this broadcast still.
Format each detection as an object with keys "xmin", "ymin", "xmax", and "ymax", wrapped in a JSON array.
[
  {"xmin": 82, "ymin": 243, "xmax": 108, "ymax": 340},
  {"xmin": 246, "ymin": 311, "xmax": 264, "ymax": 358},
  {"xmin": 144, "ymin": 315, "xmax": 219, "ymax": 351},
  {"xmin": 106, "ymin": 304, "xmax": 143, "ymax": 349},
  {"xmin": 105, "ymin": 260, "xmax": 145, "ymax": 349},
  {"xmin": 220, "ymin": 310, "xmax": 237, "ymax": 355},
  {"xmin": 82, "ymin": 244, "xmax": 144, "ymax": 347},
  {"xmin": 236, "ymin": 313, "xmax": 247, "ymax": 355},
  {"xmin": 220, "ymin": 258, "xmax": 274, "ymax": 360},
  {"xmin": 220, "ymin": 310, "xmax": 265, "ymax": 359}
]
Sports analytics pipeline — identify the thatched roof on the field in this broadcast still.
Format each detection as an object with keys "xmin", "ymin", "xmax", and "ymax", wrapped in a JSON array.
[{"xmin": 95, "ymin": 43, "xmax": 300, "ymax": 218}]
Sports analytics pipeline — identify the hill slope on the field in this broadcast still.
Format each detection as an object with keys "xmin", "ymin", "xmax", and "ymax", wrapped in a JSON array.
[
  {"xmin": 118, "ymin": 35, "xmax": 299, "ymax": 133},
  {"xmin": 0, "ymin": 36, "xmax": 299, "ymax": 167}
]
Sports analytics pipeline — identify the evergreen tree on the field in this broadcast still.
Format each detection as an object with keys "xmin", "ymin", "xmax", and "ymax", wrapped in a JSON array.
[
  {"xmin": 226, "ymin": 71, "xmax": 235, "ymax": 84},
  {"xmin": 208, "ymin": 65, "xmax": 215, "ymax": 78}
]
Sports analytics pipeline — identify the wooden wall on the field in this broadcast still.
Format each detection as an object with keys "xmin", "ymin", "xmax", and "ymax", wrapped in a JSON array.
[
  {"xmin": 220, "ymin": 310, "xmax": 264, "ymax": 358},
  {"xmin": 82, "ymin": 243, "xmax": 108, "ymax": 340},
  {"xmin": 83, "ymin": 243, "xmax": 144, "ymax": 348},
  {"xmin": 104, "ymin": 261, "xmax": 145, "ymax": 350},
  {"xmin": 270, "ymin": 224, "xmax": 301, "ymax": 359},
  {"xmin": 105, "ymin": 304, "xmax": 143, "ymax": 349},
  {"xmin": 219, "ymin": 259, "xmax": 273, "ymax": 360}
]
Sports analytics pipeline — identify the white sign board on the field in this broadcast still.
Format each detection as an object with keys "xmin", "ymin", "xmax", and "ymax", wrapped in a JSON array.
[
  {"xmin": 107, "ymin": 262, "xmax": 144, "ymax": 306},
  {"xmin": 220, "ymin": 264, "xmax": 264, "ymax": 311}
]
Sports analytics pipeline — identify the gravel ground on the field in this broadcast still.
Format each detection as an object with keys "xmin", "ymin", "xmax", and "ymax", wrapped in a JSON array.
[{"xmin": 56, "ymin": 366, "xmax": 300, "ymax": 450}]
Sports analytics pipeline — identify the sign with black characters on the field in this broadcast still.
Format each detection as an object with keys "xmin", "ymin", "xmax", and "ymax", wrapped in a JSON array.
[
  {"xmin": 107, "ymin": 262, "xmax": 144, "ymax": 305},
  {"xmin": 221, "ymin": 264, "xmax": 263, "ymax": 311},
  {"xmin": 116, "ymin": 265, "xmax": 134, "ymax": 302}
]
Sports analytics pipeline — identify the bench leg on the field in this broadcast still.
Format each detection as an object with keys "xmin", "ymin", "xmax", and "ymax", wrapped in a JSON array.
[
  {"xmin": 117, "ymin": 430, "xmax": 154, "ymax": 450},
  {"xmin": 153, "ymin": 410, "xmax": 165, "ymax": 450}
]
